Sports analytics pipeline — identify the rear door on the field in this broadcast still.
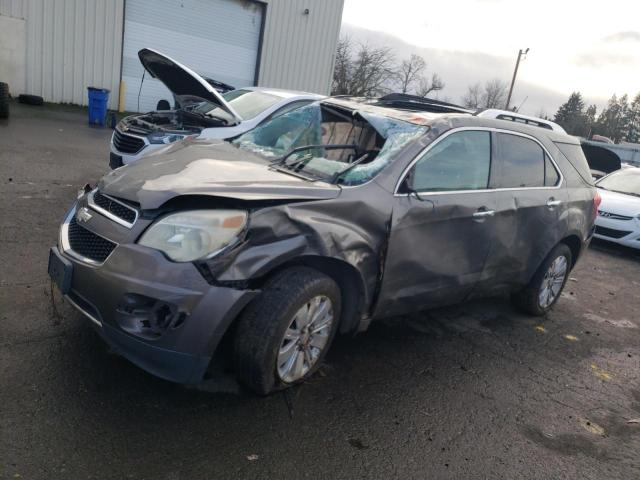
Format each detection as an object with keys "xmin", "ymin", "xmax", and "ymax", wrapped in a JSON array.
[
  {"xmin": 374, "ymin": 129, "xmax": 497, "ymax": 318},
  {"xmin": 482, "ymin": 131, "xmax": 564, "ymax": 288}
]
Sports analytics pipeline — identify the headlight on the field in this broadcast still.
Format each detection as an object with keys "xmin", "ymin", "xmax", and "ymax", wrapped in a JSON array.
[
  {"xmin": 148, "ymin": 132, "xmax": 192, "ymax": 144},
  {"xmin": 138, "ymin": 210, "xmax": 247, "ymax": 262}
]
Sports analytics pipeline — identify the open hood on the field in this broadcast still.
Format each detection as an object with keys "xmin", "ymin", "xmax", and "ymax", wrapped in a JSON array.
[
  {"xmin": 138, "ymin": 48, "xmax": 242, "ymax": 124},
  {"xmin": 98, "ymin": 139, "xmax": 340, "ymax": 209},
  {"xmin": 581, "ymin": 142, "xmax": 621, "ymax": 175}
]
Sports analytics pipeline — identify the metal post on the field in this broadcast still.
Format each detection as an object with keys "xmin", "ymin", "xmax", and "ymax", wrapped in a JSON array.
[{"xmin": 505, "ymin": 48, "xmax": 528, "ymax": 110}]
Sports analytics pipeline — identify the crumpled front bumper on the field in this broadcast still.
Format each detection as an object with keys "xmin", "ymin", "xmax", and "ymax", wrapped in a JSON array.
[{"xmin": 50, "ymin": 207, "xmax": 259, "ymax": 384}]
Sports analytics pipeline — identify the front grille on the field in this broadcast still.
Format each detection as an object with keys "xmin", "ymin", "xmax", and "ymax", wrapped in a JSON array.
[
  {"xmin": 68, "ymin": 217, "xmax": 117, "ymax": 262},
  {"xmin": 595, "ymin": 225, "xmax": 632, "ymax": 239},
  {"xmin": 93, "ymin": 191, "xmax": 137, "ymax": 224},
  {"xmin": 113, "ymin": 129, "xmax": 145, "ymax": 154},
  {"xmin": 598, "ymin": 210, "xmax": 633, "ymax": 221}
]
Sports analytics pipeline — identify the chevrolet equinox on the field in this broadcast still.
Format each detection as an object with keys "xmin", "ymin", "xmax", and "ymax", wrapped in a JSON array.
[{"xmin": 48, "ymin": 96, "xmax": 598, "ymax": 394}]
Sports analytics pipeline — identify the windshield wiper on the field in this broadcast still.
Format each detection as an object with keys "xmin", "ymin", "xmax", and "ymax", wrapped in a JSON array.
[
  {"xmin": 271, "ymin": 163, "xmax": 322, "ymax": 182},
  {"xmin": 331, "ymin": 152, "xmax": 371, "ymax": 183},
  {"xmin": 272, "ymin": 144, "xmax": 358, "ymax": 168}
]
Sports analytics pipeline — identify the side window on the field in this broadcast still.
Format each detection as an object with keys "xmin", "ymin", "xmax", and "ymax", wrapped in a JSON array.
[
  {"xmin": 405, "ymin": 130, "xmax": 491, "ymax": 192},
  {"xmin": 496, "ymin": 133, "xmax": 544, "ymax": 188},
  {"xmin": 544, "ymin": 154, "xmax": 560, "ymax": 186},
  {"xmin": 261, "ymin": 100, "xmax": 313, "ymax": 124}
]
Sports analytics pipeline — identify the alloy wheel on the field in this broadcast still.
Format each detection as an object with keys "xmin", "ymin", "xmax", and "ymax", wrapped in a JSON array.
[
  {"xmin": 538, "ymin": 255, "xmax": 568, "ymax": 309},
  {"xmin": 277, "ymin": 295, "xmax": 334, "ymax": 383}
]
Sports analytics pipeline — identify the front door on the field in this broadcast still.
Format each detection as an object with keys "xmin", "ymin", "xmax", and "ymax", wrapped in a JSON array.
[{"xmin": 374, "ymin": 129, "xmax": 497, "ymax": 318}]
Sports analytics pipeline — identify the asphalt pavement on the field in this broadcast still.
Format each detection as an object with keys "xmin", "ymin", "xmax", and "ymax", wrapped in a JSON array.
[{"xmin": 1, "ymin": 103, "xmax": 639, "ymax": 479}]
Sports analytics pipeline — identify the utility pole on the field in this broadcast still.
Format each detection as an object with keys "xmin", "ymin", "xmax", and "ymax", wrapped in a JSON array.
[{"xmin": 505, "ymin": 48, "xmax": 529, "ymax": 111}]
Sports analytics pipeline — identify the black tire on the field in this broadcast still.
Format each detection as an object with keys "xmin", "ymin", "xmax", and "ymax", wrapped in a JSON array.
[
  {"xmin": 18, "ymin": 94, "xmax": 44, "ymax": 106},
  {"xmin": 511, "ymin": 243, "xmax": 572, "ymax": 316},
  {"xmin": 0, "ymin": 82, "xmax": 9, "ymax": 119},
  {"xmin": 233, "ymin": 267, "xmax": 342, "ymax": 395}
]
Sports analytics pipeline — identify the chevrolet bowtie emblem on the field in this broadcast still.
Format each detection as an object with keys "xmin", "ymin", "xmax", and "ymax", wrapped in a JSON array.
[{"xmin": 76, "ymin": 207, "xmax": 92, "ymax": 223}]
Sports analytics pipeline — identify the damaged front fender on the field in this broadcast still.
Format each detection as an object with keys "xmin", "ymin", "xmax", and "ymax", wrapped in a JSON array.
[{"xmin": 197, "ymin": 183, "xmax": 395, "ymax": 330}]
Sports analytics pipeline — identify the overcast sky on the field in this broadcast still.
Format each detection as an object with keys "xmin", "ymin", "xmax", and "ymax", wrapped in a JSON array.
[{"xmin": 342, "ymin": 0, "xmax": 640, "ymax": 113}]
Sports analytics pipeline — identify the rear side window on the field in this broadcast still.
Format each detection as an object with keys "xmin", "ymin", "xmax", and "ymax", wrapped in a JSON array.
[
  {"xmin": 496, "ymin": 133, "xmax": 544, "ymax": 188},
  {"xmin": 407, "ymin": 130, "xmax": 491, "ymax": 192},
  {"xmin": 554, "ymin": 142, "xmax": 595, "ymax": 186},
  {"xmin": 545, "ymin": 154, "xmax": 560, "ymax": 186}
]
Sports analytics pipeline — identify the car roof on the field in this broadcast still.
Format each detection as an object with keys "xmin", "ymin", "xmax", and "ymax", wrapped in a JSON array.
[
  {"xmin": 451, "ymin": 115, "xmax": 579, "ymax": 144},
  {"xmin": 322, "ymin": 97, "xmax": 465, "ymax": 125}
]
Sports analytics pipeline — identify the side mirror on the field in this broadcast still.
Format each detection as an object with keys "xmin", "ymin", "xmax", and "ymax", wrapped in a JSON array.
[{"xmin": 401, "ymin": 170, "xmax": 424, "ymax": 201}]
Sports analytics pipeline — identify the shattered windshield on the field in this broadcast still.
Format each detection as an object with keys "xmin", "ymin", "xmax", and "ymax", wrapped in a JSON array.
[{"xmin": 232, "ymin": 103, "xmax": 428, "ymax": 185}]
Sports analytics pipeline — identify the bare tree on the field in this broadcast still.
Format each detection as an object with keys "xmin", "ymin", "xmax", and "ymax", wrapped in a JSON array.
[
  {"xmin": 416, "ymin": 73, "xmax": 444, "ymax": 98},
  {"xmin": 331, "ymin": 36, "xmax": 395, "ymax": 96},
  {"xmin": 354, "ymin": 44, "xmax": 396, "ymax": 96},
  {"xmin": 461, "ymin": 79, "xmax": 508, "ymax": 109},
  {"xmin": 462, "ymin": 83, "xmax": 482, "ymax": 109},
  {"xmin": 331, "ymin": 36, "xmax": 352, "ymax": 95},
  {"xmin": 482, "ymin": 79, "xmax": 508, "ymax": 109},
  {"xmin": 396, "ymin": 54, "xmax": 426, "ymax": 94},
  {"xmin": 535, "ymin": 108, "xmax": 548, "ymax": 120}
]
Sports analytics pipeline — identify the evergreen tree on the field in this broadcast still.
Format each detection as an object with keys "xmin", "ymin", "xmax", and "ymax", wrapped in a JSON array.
[
  {"xmin": 597, "ymin": 94, "xmax": 629, "ymax": 143},
  {"xmin": 622, "ymin": 92, "xmax": 640, "ymax": 143},
  {"xmin": 554, "ymin": 92, "xmax": 588, "ymax": 136},
  {"xmin": 585, "ymin": 104, "xmax": 597, "ymax": 137}
]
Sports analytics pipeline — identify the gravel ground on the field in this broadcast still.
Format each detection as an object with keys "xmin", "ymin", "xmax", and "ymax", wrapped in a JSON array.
[{"xmin": 1, "ymin": 103, "xmax": 639, "ymax": 479}]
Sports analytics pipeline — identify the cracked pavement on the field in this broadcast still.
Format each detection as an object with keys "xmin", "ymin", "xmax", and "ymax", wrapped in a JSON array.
[{"xmin": 1, "ymin": 103, "xmax": 639, "ymax": 479}]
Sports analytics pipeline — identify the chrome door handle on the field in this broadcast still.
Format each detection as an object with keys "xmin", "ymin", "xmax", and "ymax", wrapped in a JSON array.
[
  {"xmin": 473, "ymin": 210, "xmax": 495, "ymax": 218},
  {"xmin": 547, "ymin": 199, "xmax": 562, "ymax": 207}
]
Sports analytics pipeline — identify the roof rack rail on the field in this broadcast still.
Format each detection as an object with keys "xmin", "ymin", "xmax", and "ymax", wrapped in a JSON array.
[
  {"xmin": 375, "ymin": 93, "xmax": 473, "ymax": 114},
  {"xmin": 475, "ymin": 109, "xmax": 566, "ymax": 133}
]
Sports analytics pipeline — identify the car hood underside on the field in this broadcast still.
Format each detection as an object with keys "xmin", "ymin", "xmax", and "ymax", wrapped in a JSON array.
[{"xmin": 99, "ymin": 140, "xmax": 341, "ymax": 209}]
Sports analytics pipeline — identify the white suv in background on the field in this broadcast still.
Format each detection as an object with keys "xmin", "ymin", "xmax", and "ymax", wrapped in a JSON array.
[{"xmin": 110, "ymin": 49, "xmax": 323, "ymax": 168}]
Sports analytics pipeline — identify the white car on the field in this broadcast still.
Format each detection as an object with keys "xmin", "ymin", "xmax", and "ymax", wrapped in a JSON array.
[
  {"xmin": 594, "ymin": 167, "xmax": 640, "ymax": 249},
  {"xmin": 110, "ymin": 48, "xmax": 323, "ymax": 168}
]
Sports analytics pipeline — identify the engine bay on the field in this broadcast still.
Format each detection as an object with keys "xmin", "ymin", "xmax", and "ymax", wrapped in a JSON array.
[{"xmin": 122, "ymin": 110, "xmax": 227, "ymax": 136}]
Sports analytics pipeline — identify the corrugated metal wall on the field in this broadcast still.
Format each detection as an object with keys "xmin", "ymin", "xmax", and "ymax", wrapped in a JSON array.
[
  {"xmin": 0, "ymin": 0, "xmax": 27, "ymax": 18},
  {"xmin": 259, "ymin": 0, "xmax": 344, "ymax": 94},
  {"xmin": 0, "ymin": 0, "xmax": 343, "ymax": 108},
  {"xmin": 0, "ymin": 0, "xmax": 123, "ymax": 109}
]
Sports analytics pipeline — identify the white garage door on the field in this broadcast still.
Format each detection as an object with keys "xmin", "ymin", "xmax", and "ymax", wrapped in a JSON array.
[{"xmin": 122, "ymin": 0, "xmax": 263, "ymax": 112}]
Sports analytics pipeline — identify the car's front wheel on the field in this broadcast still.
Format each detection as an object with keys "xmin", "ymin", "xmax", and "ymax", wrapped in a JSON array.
[
  {"xmin": 511, "ymin": 243, "xmax": 572, "ymax": 315},
  {"xmin": 233, "ymin": 267, "xmax": 341, "ymax": 395}
]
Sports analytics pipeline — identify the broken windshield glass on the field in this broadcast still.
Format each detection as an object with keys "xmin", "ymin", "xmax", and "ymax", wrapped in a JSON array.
[{"xmin": 232, "ymin": 103, "xmax": 428, "ymax": 185}]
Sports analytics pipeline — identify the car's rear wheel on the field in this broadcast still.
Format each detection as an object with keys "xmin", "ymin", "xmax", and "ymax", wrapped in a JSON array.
[
  {"xmin": 233, "ymin": 267, "xmax": 341, "ymax": 395},
  {"xmin": 511, "ymin": 243, "xmax": 572, "ymax": 316}
]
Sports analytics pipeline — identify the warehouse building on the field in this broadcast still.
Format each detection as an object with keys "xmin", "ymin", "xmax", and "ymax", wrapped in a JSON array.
[{"xmin": 0, "ymin": 0, "xmax": 344, "ymax": 111}]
